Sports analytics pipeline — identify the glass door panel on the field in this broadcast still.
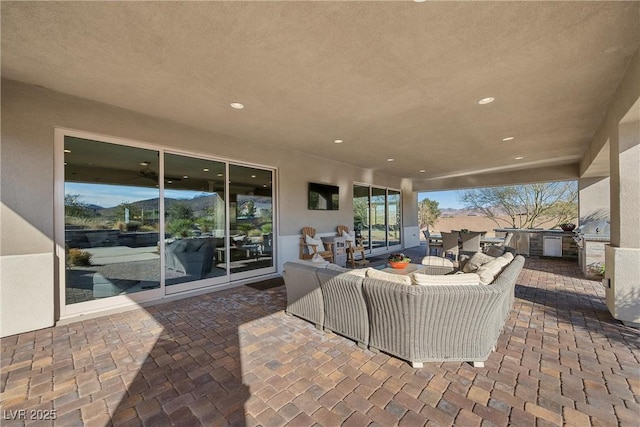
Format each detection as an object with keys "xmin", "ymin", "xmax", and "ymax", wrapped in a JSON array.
[
  {"xmin": 387, "ymin": 190, "xmax": 401, "ymax": 247},
  {"xmin": 63, "ymin": 136, "xmax": 160, "ymax": 305},
  {"xmin": 228, "ymin": 164, "xmax": 274, "ymax": 275},
  {"xmin": 164, "ymin": 154, "xmax": 226, "ymax": 288},
  {"xmin": 370, "ymin": 187, "xmax": 387, "ymax": 251},
  {"xmin": 353, "ymin": 185, "xmax": 371, "ymax": 251}
]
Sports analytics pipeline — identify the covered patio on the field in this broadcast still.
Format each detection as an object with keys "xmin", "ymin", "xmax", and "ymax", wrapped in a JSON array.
[{"xmin": 1, "ymin": 249, "xmax": 638, "ymax": 426}]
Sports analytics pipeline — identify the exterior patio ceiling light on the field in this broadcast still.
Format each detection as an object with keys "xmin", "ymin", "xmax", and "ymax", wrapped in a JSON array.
[
  {"xmin": 203, "ymin": 168, "xmax": 209, "ymax": 172},
  {"xmin": 217, "ymin": 173, "xmax": 223, "ymax": 177},
  {"xmin": 230, "ymin": 102, "xmax": 245, "ymax": 109},
  {"xmin": 478, "ymin": 97, "xmax": 495, "ymax": 105},
  {"xmin": 420, "ymin": 169, "xmax": 426, "ymax": 173},
  {"xmin": 387, "ymin": 158, "xmax": 395, "ymax": 162},
  {"xmin": 502, "ymin": 136, "xmax": 515, "ymax": 141},
  {"xmin": 64, "ymin": 149, "xmax": 71, "ymax": 153},
  {"xmin": 251, "ymin": 175, "xmax": 256, "ymax": 178},
  {"xmin": 183, "ymin": 175, "xmax": 188, "ymax": 179},
  {"xmin": 515, "ymin": 156, "xmax": 524, "ymax": 160},
  {"xmin": 334, "ymin": 139, "xmax": 343, "ymax": 144}
]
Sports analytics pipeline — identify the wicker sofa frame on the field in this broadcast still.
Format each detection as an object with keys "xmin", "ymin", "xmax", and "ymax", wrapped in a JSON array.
[{"xmin": 283, "ymin": 253, "xmax": 525, "ymax": 368}]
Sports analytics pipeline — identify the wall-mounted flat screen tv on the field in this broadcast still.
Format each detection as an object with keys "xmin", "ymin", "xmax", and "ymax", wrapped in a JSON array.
[{"xmin": 308, "ymin": 182, "xmax": 339, "ymax": 210}]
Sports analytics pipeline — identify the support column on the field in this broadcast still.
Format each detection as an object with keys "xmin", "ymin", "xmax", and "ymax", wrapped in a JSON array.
[{"xmin": 605, "ymin": 116, "xmax": 640, "ymax": 327}]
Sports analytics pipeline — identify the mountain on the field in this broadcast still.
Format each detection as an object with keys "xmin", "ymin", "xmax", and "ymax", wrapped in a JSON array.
[{"xmin": 98, "ymin": 194, "xmax": 221, "ymax": 217}]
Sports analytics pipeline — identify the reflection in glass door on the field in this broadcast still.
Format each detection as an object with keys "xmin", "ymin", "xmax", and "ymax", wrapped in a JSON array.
[
  {"xmin": 387, "ymin": 190, "xmax": 401, "ymax": 247},
  {"xmin": 352, "ymin": 184, "xmax": 401, "ymax": 252},
  {"xmin": 228, "ymin": 165, "xmax": 274, "ymax": 275},
  {"xmin": 164, "ymin": 154, "xmax": 226, "ymax": 290},
  {"xmin": 371, "ymin": 187, "xmax": 387, "ymax": 250},
  {"xmin": 63, "ymin": 137, "xmax": 161, "ymax": 305},
  {"xmin": 353, "ymin": 185, "xmax": 371, "ymax": 250}
]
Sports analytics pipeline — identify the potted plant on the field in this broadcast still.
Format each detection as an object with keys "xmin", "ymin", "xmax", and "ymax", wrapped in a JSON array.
[
  {"xmin": 388, "ymin": 253, "xmax": 411, "ymax": 269},
  {"xmin": 559, "ymin": 223, "xmax": 576, "ymax": 232}
]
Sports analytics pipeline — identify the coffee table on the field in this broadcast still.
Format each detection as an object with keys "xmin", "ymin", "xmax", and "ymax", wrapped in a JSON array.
[{"xmin": 377, "ymin": 263, "xmax": 453, "ymax": 276}]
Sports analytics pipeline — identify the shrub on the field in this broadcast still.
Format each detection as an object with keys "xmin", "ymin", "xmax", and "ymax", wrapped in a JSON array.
[
  {"xmin": 261, "ymin": 223, "xmax": 273, "ymax": 234},
  {"xmin": 67, "ymin": 248, "xmax": 92, "ymax": 266},
  {"xmin": 126, "ymin": 221, "xmax": 141, "ymax": 232},
  {"xmin": 167, "ymin": 219, "xmax": 194, "ymax": 238}
]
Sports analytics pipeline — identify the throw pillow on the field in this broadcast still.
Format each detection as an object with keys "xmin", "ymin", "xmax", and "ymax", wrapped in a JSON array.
[
  {"xmin": 411, "ymin": 273, "xmax": 481, "ymax": 286},
  {"xmin": 365, "ymin": 268, "xmax": 412, "ymax": 285},
  {"xmin": 485, "ymin": 245, "xmax": 506, "ymax": 257},
  {"xmin": 305, "ymin": 234, "xmax": 326, "ymax": 252},
  {"xmin": 475, "ymin": 256, "xmax": 511, "ymax": 285},
  {"xmin": 499, "ymin": 251, "xmax": 514, "ymax": 263},
  {"xmin": 462, "ymin": 252, "xmax": 496, "ymax": 273},
  {"xmin": 341, "ymin": 230, "xmax": 356, "ymax": 244}
]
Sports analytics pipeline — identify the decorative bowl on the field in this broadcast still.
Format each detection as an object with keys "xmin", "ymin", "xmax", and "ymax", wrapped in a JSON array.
[
  {"xmin": 389, "ymin": 261, "xmax": 410, "ymax": 269},
  {"xmin": 560, "ymin": 223, "xmax": 576, "ymax": 232}
]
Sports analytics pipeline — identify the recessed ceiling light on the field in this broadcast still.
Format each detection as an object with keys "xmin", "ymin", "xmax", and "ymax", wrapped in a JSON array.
[
  {"xmin": 64, "ymin": 162, "xmax": 67, "ymax": 166},
  {"xmin": 413, "ymin": 0, "xmax": 427, "ymax": 2},
  {"xmin": 251, "ymin": 175, "xmax": 256, "ymax": 178},
  {"xmin": 334, "ymin": 139, "xmax": 344, "ymax": 144},
  {"xmin": 478, "ymin": 97, "xmax": 495, "ymax": 105},
  {"xmin": 64, "ymin": 149, "xmax": 71, "ymax": 153},
  {"xmin": 167, "ymin": 180, "xmax": 173, "ymax": 184},
  {"xmin": 387, "ymin": 158, "xmax": 395, "ymax": 162},
  {"xmin": 502, "ymin": 136, "xmax": 515, "ymax": 141},
  {"xmin": 263, "ymin": 184, "xmax": 267, "ymax": 188},
  {"xmin": 230, "ymin": 102, "xmax": 244, "ymax": 109},
  {"xmin": 203, "ymin": 168, "xmax": 209, "ymax": 172},
  {"xmin": 140, "ymin": 162, "xmax": 150, "ymax": 166},
  {"xmin": 217, "ymin": 173, "xmax": 223, "ymax": 177},
  {"xmin": 515, "ymin": 156, "xmax": 524, "ymax": 160},
  {"xmin": 183, "ymin": 175, "xmax": 189, "ymax": 179},
  {"xmin": 419, "ymin": 169, "xmax": 426, "ymax": 173}
]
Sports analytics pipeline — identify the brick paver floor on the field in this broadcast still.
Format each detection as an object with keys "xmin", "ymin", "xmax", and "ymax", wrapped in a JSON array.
[{"xmin": 1, "ymin": 256, "xmax": 638, "ymax": 426}]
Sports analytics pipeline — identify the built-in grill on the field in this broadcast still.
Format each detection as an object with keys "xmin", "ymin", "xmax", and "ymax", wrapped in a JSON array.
[{"xmin": 573, "ymin": 219, "xmax": 610, "ymax": 278}]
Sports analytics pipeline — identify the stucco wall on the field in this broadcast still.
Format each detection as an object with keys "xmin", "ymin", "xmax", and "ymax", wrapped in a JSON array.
[{"xmin": 0, "ymin": 78, "xmax": 414, "ymax": 335}]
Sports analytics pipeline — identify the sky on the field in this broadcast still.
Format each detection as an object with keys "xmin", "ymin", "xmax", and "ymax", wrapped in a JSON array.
[
  {"xmin": 418, "ymin": 190, "xmax": 465, "ymax": 210},
  {"xmin": 66, "ymin": 182, "xmax": 208, "ymax": 208}
]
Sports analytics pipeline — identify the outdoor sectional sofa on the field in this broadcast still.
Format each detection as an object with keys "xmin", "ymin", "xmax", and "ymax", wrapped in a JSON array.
[{"xmin": 282, "ymin": 250, "xmax": 525, "ymax": 368}]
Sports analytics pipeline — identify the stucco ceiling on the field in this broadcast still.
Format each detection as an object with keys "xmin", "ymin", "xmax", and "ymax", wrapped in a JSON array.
[{"xmin": 2, "ymin": 1, "xmax": 639, "ymax": 189}]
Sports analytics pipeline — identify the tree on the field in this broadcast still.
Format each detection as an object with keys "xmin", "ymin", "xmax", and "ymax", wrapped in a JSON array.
[
  {"xmin": 458, "ymin": 181, "xmax": 578, "ymax": 229},
  {"xmin": 168, "ymin": 203, "xmax": 194, "ymax": 221},
  {"xmin": 418, "ymin": 198, "xmax": 441, "ymax": 231},
  {"xmin": 64, "ymin": 194, "xmax": 95, "ymax": 218}
]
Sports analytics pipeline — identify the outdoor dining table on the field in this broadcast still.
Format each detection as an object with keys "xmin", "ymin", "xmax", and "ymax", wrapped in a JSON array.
[{"xmin": 427, "ymin": 234, "xmax": 504, "ymax": 256}]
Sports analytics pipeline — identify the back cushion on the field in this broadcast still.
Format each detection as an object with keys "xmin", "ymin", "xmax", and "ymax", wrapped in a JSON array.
[
  {"xmin": 365, "ymin": 268, "xmax": 412, "ymax": 285},
  {"xmin": 462, "ymin": 252, "xmax": 496, "ymax": 273},
  {"xmin": 475, "ymin": 256, "xmax": 511, "ymax": 285},
  {"xmin": 485, "ymin": 245, "xmax": 506, "ymax": 257},
  {"xmin": 411, "ymin": 272, "xmax": 481, "ymax": 286},
  {"xmin": 305, "ymin": 234, "xmax": 326, "ymax": 252}
]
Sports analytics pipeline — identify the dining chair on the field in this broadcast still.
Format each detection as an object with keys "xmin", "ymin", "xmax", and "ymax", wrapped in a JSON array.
[
  {"xmin": 440, "ymin": 231, "xmax": 460, "ymax": 261},
  {"xmin": 423, "ymin": 229, "xmax": 442, "ymax": 256},
  {"xmin": 460, "ymin": 231, "xmax": 483, "ymax": 253}
]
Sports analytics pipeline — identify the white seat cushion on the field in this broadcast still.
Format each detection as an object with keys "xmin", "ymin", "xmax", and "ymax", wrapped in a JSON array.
[{"xmin": 420, "ymin": 256, "xmax": 454, "ymax": 267}]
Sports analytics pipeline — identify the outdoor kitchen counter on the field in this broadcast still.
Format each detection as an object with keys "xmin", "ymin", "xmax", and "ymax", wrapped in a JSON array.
[{"xmin": 494, "ymin": 228, "xmax": 578, "ymax": 260}]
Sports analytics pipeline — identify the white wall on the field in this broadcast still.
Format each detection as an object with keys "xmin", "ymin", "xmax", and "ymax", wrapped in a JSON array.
[{"xmin": 0, "ymin": 78, "xmax": 416, "ymax": 336}]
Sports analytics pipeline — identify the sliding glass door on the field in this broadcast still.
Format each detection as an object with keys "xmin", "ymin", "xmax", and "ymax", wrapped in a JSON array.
[
  {"xmin": 58, "ymin": 131, "xmax": 276, "ymax": 314},
  {"xmin": 352, "ymin": 184, "xmax": 402, "ymax": 253},
  {"xmin": 63, "ymin": 137, "xmax": 162, "ymax": 306}
]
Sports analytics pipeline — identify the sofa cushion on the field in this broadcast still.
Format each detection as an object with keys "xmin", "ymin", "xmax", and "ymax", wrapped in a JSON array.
[
  {"xmin": 411, "ymin": 272, "xmax": 481, "ymax": 286},
  {"xmin": 475, "ymin": 256, "xmax": 511, "ymax": 285},
  {"xmin": 462, "ymin": 252, "xmax": 496, "ymax": 273},
  {"xmin": 485, "ymin": 245, "xmax": 506, "ymax": 257},
  {"xmin": 305, "ymin": 234, "xmax": 326, "ymax": 252},
  {"xmin": 365, "ymin": 268, "xmax": 412, "ymax": 285},
  {"xmin": 326, "ymin": 263, "xmax": 348, "ymax": 272}
]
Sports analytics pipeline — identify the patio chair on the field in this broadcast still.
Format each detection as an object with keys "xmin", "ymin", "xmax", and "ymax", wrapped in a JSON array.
[
  {"xmin": 423, "ymin": 229, "xmax": 442, "ymax": 256},
  {"xmin": 300, "ymin": 227, "xmax": 333, "ymax": 263},
  {"xmin": 440, "ymin": 231, "xmax": 460, "ymax": 261},
  {"xmin": 337, "ymin": 225, "xmax": 367, "ymax": 268},
  {"xmin": 460, "ymin": 231, "xmax": 483, "ymax": 253},
  {"xmin": 502, "ymin": 232, "xmax": 514, "ymax": 247}
]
